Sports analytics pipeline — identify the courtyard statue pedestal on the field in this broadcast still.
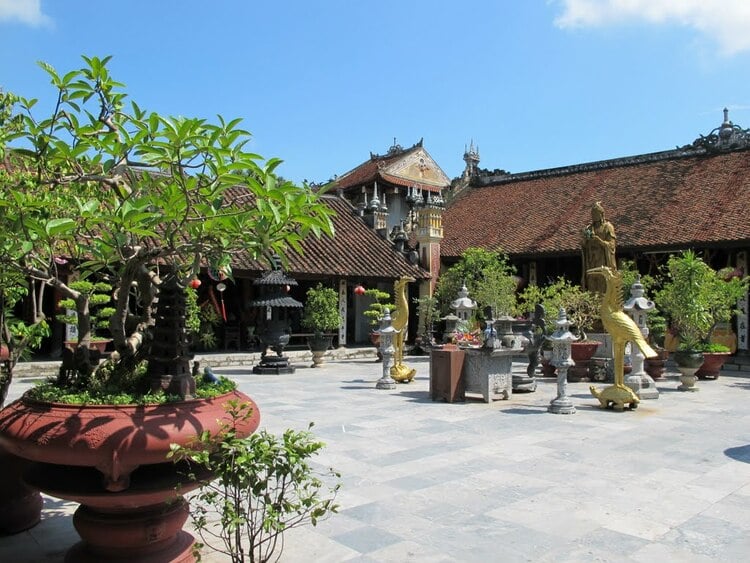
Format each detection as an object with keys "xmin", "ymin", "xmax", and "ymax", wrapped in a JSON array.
[{"xmin": 462, "ymin": 348, "xmax": 513, "ymax": 402}]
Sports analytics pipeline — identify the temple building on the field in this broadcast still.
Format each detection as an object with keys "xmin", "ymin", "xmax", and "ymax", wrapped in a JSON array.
[{"xmin": 440, "ymin": 109, "xmax": 750, "ymax": 354}]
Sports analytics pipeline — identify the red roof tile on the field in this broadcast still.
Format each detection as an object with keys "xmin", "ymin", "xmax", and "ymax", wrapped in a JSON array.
[
  {"xmin": 442, "ymin": 148, "xmax": 750, "ymax": 259},
  {"xmin": 231, "ymin": 194, "xmax": 430, "ymax": 280}
]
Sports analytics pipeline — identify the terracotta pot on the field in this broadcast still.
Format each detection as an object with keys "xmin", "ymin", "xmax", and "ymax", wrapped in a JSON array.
[
  {"xmin": 0, "ymin": 444, "xmax": 42, "ymax": 535},
  {"xmin": 569, "ymin": 341, "xmax": 601, "ymax": 382},
  {"xmin": 0, "ymin": 389, "xmax": 260, "ymax": 560},
  {"xmin": 571, "ymin": 341, "xmax": 601, "ymax": 362},
  {"xmin": 696, "ymin": 352, "xmax": 731, "ymax": 380},
  {"xmin": 540, "ymin": 357, "xmax": 557, "ymax": 378},
  {"xmin": 644, "ymin": 348, "xmax": 669, "ymax": 380}
]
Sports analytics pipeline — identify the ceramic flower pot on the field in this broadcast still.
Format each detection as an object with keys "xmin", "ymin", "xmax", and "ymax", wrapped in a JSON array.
[
  {"xmin": 568, "ymin": 341, "xmax": 601, "ymax": 382},
  {"xmin": 0, "ymin": 389, "xmax": 260, "ymax": 561},
  {"xmin": 308, "ymin": 334, "xmax": 333, "ymax": 368},
  {"xmin": 674, "ymin": 350, "xmax": 704, "ymax": 392},
  {"xmin": 695, "ymin": 352, "xmax": 731, "ymax": 380}
]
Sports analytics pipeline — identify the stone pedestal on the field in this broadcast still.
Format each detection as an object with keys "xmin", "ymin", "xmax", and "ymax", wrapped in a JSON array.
[{"xmin": 463, "ymin": 348, "xmax": 513, "ymax": 402}]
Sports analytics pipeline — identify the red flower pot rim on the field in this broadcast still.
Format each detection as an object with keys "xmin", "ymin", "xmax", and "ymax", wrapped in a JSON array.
[{"xmin": 0, "ymin": 389, "xmax": 260, "ymax": 492}]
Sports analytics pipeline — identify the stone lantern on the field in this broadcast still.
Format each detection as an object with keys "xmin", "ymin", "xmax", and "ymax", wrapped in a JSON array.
[
  {"xmin": 547, "ymin": 308, "xmax": 578, "ymax": 414},
  {"xmin": 248, "ymin": 266, "xmax": 302, "ymax": 375},
  {"xmin": 623, "ymin": 276, "xmax": 659, "ymax": 399},
  {"xmin": 451, "ymin": 284, "xmax": 476, "ymax": 331},
  {"xmin": 376, "ymin": 308, "xmax": 399, "ymax": 390}
]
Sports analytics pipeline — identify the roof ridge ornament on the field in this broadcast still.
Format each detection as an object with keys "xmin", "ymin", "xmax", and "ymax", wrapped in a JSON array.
[{"xmin": 687, "ymin": 107, "xmax": 750, "ymax": 153}]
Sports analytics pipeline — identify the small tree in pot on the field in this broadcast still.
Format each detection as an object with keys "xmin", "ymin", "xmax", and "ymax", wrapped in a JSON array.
[
  {"xmin": 656, "ymin": 251, "xmax": 748, "ymax": 382},
  {"xmin": 301, "ymin": 283, "xmax": 341, "ymax": 367},
  {"xmin": 0, "ymin": 55, "xmax": 335, "ymax": 558}
]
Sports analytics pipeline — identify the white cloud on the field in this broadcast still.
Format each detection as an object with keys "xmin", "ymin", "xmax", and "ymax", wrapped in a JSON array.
[
  {"xmin": 0, "ymin": 0, "xmax": 51, "ymax": 27},
  {"xmin": 553, "ymin": 0, "xmax": 750, "ymax": 56}
]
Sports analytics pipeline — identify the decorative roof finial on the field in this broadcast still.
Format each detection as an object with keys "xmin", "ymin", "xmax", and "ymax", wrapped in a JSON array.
[{"xmin": 369, "ymin": 181, "xmax": 380, "ymax": 210}]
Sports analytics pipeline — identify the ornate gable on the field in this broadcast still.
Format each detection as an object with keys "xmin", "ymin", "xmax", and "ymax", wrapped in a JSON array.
[{"xmin": 382, "ymin": 147, "xmax": 450, "ymax": 188}]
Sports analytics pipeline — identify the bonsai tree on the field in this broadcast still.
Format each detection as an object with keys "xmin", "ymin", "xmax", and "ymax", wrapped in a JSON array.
[
  {"xmin": 473, "ymin": 267, "xmax": 518, "ymax": 319},
  {"xmin": 55, "ymin": 280, "xmax": 115, "ymax": 345},
  {"xmin": 413, "ymin": 294, "xmax": 439, "ymax": 347},
  {"xmin": 655, "ymin": 250, "xmax": 748, "ymax": 352},
  {"xmin": 302, "ymin": 283, "xmax": 341, "ymax": 342},
  {"xmin": 362, "ymin": 288, "xmax": 394, "ymax": 330},
  {"xmin": 0, "ymin": 56, "xmax": 335, "ymax": 400},
  {"xmin": 517, "ymin": 277, "xmax": 601, "ymax": 341}
]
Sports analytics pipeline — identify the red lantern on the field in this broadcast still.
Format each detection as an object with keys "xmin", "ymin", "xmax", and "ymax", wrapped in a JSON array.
[
  {"xmin": 354, "ymin": 284, "xmax": 365, "ymax": 295},
  {"xmin": 189, "ymin": 278, "xmax": 202, "ymax": 289}
]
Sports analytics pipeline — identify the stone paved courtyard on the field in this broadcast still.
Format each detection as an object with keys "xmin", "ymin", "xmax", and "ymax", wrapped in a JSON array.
[{"xmin": 3, "ymin": 355, "xmax": 750, "ymax": 562}]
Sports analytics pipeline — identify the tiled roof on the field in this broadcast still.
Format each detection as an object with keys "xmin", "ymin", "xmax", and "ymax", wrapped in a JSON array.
[
  {"xmin": 231, "ymin": 194, "xmax": 430, "ymax": 280},
  {"xmin": 442, "ymin": 147, "xmax": 750, "ymax": 259},
  {"xmin": 333, "ymin": 144, "xmax": 442, "ymax": 193}
]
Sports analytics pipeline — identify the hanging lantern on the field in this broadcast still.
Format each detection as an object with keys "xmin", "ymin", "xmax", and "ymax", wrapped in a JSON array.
[
  {"xmin": 285, "ymin": 285, "xmax": 291, "ymax": 293},
  {"xmin": 189, "ymin": 278, "xmax": 202, "ymax": 289},
  {"xmin": 354, "ymin": 284, "xmax": 366, "ymax": 296}
]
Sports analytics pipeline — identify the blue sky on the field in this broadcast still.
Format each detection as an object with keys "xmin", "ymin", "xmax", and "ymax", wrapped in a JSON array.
[{"xmin": 2, "ymin": 1, "xmax": 750, "ymax": 185}]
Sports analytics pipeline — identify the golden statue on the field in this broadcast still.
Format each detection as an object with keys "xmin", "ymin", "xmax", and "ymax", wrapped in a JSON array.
[
  {"xmin": 588, "ymin": 266, "xmax": 657, "ymax": 411},
  {"xmin": 390, "ymin": 276, "xmax": 417, "ymax": 383},
  {"xmin": 581, "ymin": 202, "xmax": 616, "ymax": 295}
]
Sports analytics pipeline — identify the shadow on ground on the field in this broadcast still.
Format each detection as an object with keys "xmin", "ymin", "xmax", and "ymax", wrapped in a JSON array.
[{"xmin": 725, "ymin": 444, "xmax": 750, "ymax": 463}]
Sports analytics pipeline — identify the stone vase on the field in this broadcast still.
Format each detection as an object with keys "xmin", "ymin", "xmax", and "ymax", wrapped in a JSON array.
[
  {"xmin": 308, "ymin": 335, "xmax": 333, "ymax": 368},
  {"xmin": 674, "ymin": 350, "xmax": 704, "ymax": 392}
]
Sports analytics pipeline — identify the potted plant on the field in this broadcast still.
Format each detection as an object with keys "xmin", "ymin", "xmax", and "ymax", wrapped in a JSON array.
[
  {"xmin": 655, "ymin": 250, "xmax": 748, "ymax": 390},
  {"xmin": 169, "ymin": 402, "xmax": 340, "ymax": 563},
  {"xmin": 695, "ymin": 342, "xmax": 732, "ymax": 379},
  {"xmin": 412, "ymin": 294, "xmax": 439, "ymax": 353},
  {"xmin": 301, "ymin": 283, "xmax": 341, "ymax": 368},
  {"xmin": 0, "ymin": 56, "xmax": 334, "ymax": 560},
  {"xmin": 363, "ymin": 288, "xmax": 393, "ymax": 360},
  {"xmin": 518, "ymin": 277, "xmax": 601, "ymax": 381}
]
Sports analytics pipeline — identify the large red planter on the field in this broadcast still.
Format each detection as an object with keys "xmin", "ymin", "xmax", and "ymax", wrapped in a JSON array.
[
  {"xmin": 695, "ymin": 352, "xmax": 731, "ymax": 380},
  {"xmin": 0, "ymin": 389, "xmax": 260, "ymax": 562},
  {"xmin": 569, "ymin": 341, "xmax": 601, "ymax": 382}
]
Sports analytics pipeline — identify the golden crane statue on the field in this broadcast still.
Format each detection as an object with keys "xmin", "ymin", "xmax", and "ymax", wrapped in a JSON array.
[
  {"xmin": 390, "ymin": 275, "xmax": 417, "ymax": 383},
  {"xmin": 588, "ymin": 266, "xmax": 658, "ymax": 411}
]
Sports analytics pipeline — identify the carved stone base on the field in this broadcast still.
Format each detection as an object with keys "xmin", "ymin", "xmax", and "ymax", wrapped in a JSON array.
[{"xmin": 463, "ymin": 349, "xmax": 513, "ymax": 402}]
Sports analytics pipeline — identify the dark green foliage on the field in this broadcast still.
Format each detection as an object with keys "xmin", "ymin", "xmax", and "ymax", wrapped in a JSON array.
[
  {"xmin": 301, "ymin": 283, "xmax": 341, "ymax": 335},
  {"xmin": 655, "ymin": 250, "xmax": 749, "ymax": 350},
  {"xmin": 435, "ymin": 248, "xmax": 517, "ymax": 319},
  {"xmin": 362, "ymin": 288, "xmax": 394, "ymax": 328}
]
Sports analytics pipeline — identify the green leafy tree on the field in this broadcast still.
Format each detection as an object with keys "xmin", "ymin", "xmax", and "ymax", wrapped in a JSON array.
[
  {"xmin": 655, "ymin": 251, "xmax": 748, "ymax": 351},
  {"xmin": 0, "ymin": 56, "xmax": 335, "ymax": 393},
  {"xmin": 435, "ymin": 248, "xmax": 517, "ymax": 319},
  {"xmin": 0, "ymin": 271, "xmax": 49, "ymax": 406},
  {"xmin": 517, "ymin": 277, "xmax": 600, "ymax": 341},
  {"xmin": 301, "ymin": 283, "xmax": 341, "ymax": 336},
  {"xmin": 169, "ymin": 401, "xmax": 340, "ymax": 563}
]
